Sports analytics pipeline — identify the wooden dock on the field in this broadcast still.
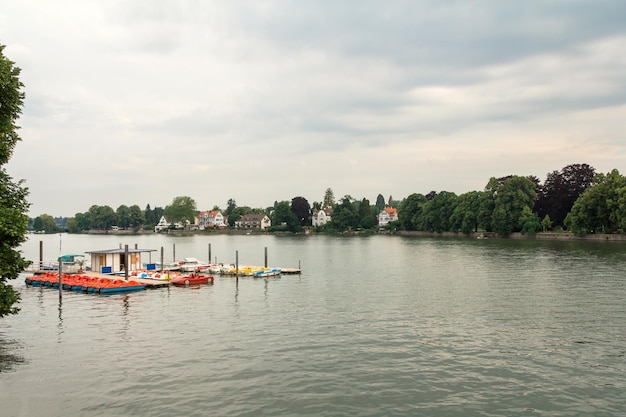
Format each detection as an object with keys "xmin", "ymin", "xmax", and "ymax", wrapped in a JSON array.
[{"xmin": 280, "ymin": 268, "xmax": 301, "ymax": 274}]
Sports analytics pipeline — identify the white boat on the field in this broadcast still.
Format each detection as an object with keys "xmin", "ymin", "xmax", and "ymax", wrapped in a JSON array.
[{"xmin": 178, "ymin": 257, "xmax": 211, "ymax": 272}]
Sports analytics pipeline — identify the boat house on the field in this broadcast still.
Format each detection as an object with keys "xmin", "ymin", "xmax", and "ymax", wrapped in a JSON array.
[{"xmin": 86, "ymin": 247, "xmax": 157, "ymax": 274}]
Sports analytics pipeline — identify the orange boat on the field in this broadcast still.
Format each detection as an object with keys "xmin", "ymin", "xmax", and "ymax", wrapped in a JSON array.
[{"xmin": 171, "ymin": 273, "xmax": 214, "ymax": 286}]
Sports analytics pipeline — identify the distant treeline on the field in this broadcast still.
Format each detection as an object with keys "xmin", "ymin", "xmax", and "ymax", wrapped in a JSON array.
[{"xmin": 29, "ymin": 164, "xmax": 626, "ymax": 236}]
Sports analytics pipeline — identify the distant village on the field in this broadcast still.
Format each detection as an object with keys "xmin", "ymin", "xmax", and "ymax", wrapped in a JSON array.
[
  {"xmin": 29, "ymin": 190, "xmax": 400, "ymax": 235},
  {"xmin": 153, "ymin": 206, "xmax": 398, "ymax": 232}
]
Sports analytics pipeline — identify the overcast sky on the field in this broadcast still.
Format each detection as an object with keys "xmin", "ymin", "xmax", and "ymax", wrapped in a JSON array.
[{"xmin": 2, "ymin": 1, "xmax": 626, "ymax": 217}]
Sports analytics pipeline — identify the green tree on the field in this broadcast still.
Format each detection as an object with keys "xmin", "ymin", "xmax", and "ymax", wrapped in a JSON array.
[
  {"xmin": 0, "ymin": 44, "xmax": 30, "ymax": 317},
  {"xmin": 88, "ymin": 205, "xmax": 118, "ymax": 230},
  {"xmin": 116, "ymin": 204, "xmax": 130, "ymax": 228},
  {"xmin": 541, "ymin": 215, "xmax": 552, "ymax": 232},
  {"xmin": 489, "ymin": 176, "xmax": 537, "ymax": 235},
  {"xmin": 421, "ymin": 191, "xmax": 457, "ymax": 232},
  {"xmin": 225, "ymin": 198, "xmax": 237, "ymax": 217},
  {"xmin": 67, "ymin": 217, "xmax": 80, "ymax": 233},
  {"xmin": 128, "ymin": 205, "xmax": 145, "ymax": 229},
  {"xmin": 270, "ymin": 201, "xmax": 301, "ymax": 232},
  {"xmin": 450, "ymin": 191, "xmax": 483, "ymax": 234},
  {"xmin": 144, "ymin": 205, "xmax": 164, "ymax": 227},
  {"xmin": 565, "ymin": 169, "xmax": 626, "ymax": 234},
  {"xmin": 164, "ymin": 196, "xmax": 197, "ymax": 226},
  {"xmin": 33, "ymin": 214, "xmax": 58, "ymax": 233},
  {"xmin": 375, "ymin": 194, "xmax": 385, "ymax": 210},
  {"xmin": 520, "ymin": 206, "xmax": 541, "ymax": 236},
  {"xmin": 323, "ymin": 188, "xmax": 335, "ymax": 208},
  {"xmin": 74, "ymin": 211, "xmax": 92, "ymax": 231},
  {"xmin": 398, "ymin": 193, "xmax": 427, "ymax": 231},
  {"xmin": 358, "ymin": 198, "xmax": 376, "ymax": 229},
  {"xmin": 332, "ymin": 195, "xmax": 359, "ymax": 231}
]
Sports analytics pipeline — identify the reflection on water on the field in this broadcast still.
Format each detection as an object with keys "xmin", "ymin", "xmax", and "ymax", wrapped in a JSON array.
[
  {"xmin": 2, "ymin": 235, "xmax": 626, "ymax": 416},
  {"xmin": 0, "ymin": 337, "xmax": 25, "ymax": 373}
]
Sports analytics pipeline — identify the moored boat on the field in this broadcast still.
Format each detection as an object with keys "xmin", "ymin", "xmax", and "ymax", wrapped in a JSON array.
[
  {"xmin": 171, "ymin": 273, "xmax": 214, "ymax": 286},
  {"xmin": 178, "ymin": 257, "xmax": 211, "ymax": 272},
  {"xmin": 254, "ymin": 268, "xmax": 282, "ymax": 277}
]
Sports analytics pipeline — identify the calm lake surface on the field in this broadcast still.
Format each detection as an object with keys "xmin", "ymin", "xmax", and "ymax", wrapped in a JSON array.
[{"xmin": 2, "ymin": 233, "xmax": 625, "ymax": 416}]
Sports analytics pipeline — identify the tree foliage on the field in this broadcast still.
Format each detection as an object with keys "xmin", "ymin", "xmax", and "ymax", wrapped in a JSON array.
[
  {"xmin": 450, "ymin": 191, "xmax": 483, "ymax": 234},
  {"xmin": 291, "ymin": 196, "xmax": 311, "ymax": 226},
  {"xmin": 144, "ymin": 204, "xmax": 164, "ymax": 227},
  {"xmin": 33, "ymin": 214, "xmax": 59, "ymax": 233},
  {"xmin": 88, "ymin": 205, "xmax": 118, "ymax": 229},
  {"xmin": 116, "ymin": 204, "xmax": 145, "ymax": 229},
  {"xmin": 164, "ymin": 196, "xmax": 197, "ymax": 226},
  {"xmin": 271, "ymin": 201, "xmax": 301, "ymax": 232},
  {"xmin": 535, "ymin": 163, "xmax": 595, "ymax": 227},
  {"xmin": 225, "ymin": 198, "xmax": 237, "ymax": 217},
  {"xmin": 421, "ymin": 191, "xmax": 458, "ymax": 232},
  {"xmin": 323, "ymin": 188, "xmax": 335, "ymax": 208},
  {"xmin": 490, "ymin": 176, "xmax": 537, "ymax": 235},
  {"xmin": 332, "ymin": 195, "xmax": 359, "ymax": 230},
  {"xmin": 0, "ymin": 45, "xmax": 29, "ymax": 317},
  {"xmin": 565, "ymin": 169, "xmax": 626, "ymax": 235},
  {"xmin": 398, "ymin": 193, "xmax": 427, "ymax": 231},
  {"xmin": 375, "ymin": 194, "xmax": 386, "ymax": 210}
]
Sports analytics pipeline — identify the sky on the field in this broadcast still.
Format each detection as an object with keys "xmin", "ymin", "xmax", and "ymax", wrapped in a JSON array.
[{"xmin": 2, "ymin": 1, "xmax": 626, "ymax": 217}]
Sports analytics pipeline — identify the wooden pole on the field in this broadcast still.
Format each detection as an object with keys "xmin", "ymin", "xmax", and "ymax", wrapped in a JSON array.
[
  {"xmin": 208, "ymin": 243, "xmax": 211, "ymax": 265},
  {"xmin": 235, "ymin": 250, "xmax": 239, "ymax": 281},
  {"xmin": 58, "ymin": 258, "xmax": 62, "ymax": 297},
  {"xmin": 39, "ymin": 240, "xmax": 43, "ymax": 271},
  {"xmin": 264, "ymin": 247, "xmax": 268, "ymax": 268},
  {"xmin": 173, "ymin": 243, "xmax": 176, "ymax": 262},
  {"xmin": 160, "ymin": 247, "xmax": 164, "ymax": 273},
  {"xmin": 124, "ymin": 244, "xmax": 129, "ymax": 281}
]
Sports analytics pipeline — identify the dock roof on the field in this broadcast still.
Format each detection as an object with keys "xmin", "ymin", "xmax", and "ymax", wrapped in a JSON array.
[{"xmin": 85, "ymin": 248, "xmax": 157, "ymax": 254}]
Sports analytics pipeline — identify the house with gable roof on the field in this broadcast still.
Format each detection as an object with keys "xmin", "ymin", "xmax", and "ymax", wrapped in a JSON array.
[
  {"xmin": 154, "ymin": 216, "xmax": 187, "ymax": 232},
  {"xmin": 312, "ymin": 207, "xmax": 333, "ymax": 227},
  {"xmin": 235, "ymin": 214, "xmax": 271, "ymax": 230},
  {"xmin": 197, "ymin": 210, "xmax": 227, "ymax": 229},
  {"xmin": 377, "ymin": 207, "xmax": 398, "ymax": 226}
]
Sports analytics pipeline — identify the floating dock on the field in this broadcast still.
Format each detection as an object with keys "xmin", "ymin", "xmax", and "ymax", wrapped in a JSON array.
[{"xmin": 25, "ymin": 271, "xmax": 171, "ymax": 293}]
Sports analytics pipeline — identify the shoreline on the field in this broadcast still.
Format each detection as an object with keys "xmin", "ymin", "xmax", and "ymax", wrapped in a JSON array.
[{"xmin": 73, "ymin": 228, "xmax": 626, "ymax": 243}]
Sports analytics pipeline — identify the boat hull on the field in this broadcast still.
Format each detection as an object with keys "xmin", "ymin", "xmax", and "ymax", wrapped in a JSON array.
[{"xmin": 171, "ymin": 274, "xmax": 214, "ymax": 286}]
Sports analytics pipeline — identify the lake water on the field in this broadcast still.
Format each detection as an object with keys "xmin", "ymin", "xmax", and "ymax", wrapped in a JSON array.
[{"xmin": 1, "ymin": 233, "xmax": 625, "ymax": 416}]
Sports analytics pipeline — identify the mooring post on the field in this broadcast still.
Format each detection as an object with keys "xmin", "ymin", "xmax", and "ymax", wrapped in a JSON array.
[
  {"xmin": 264, "ymin": 247, "xmax": 268, "ymax": 268},
  {"xmin": 160, "ymin": 247, "xmax": 164, "ymax": 273},
  {"xmin": 208, "ymin": 243, "xmax": 211, "ymax": 265},
  {"xmin": 173, "ymin": 243, "xmax": 176, "ymax": 262},
  {"xmin": 58, "ymin": 259, "xmax": 63, "ymax": 298},
  {"xmin": 124, "ymin": 244, "xmax": 129, "ymax": 281},
  {"xmin": 236, "ymin": 250, "xmax": 239, "ymax": 281},
  {"xmin": 39, "ymin": 240, "xmax": 43, "ymax": 270}
]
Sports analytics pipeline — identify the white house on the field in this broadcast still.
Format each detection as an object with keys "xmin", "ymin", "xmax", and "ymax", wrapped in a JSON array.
[
  {"xmin": 154, "ymin": 216, "xmax": 170, "ymax": 232},
  {"xmin": 377, "ymin": 207, "xmax": 398, "ymax": 226},
  {"xmin": 312, "ymin": 207, "xmax": 333, "ymax": 227},
  {"xmin": 197, "ymin": 210, "xmax": 227, "ymax": 228},
  {"xmin": 154, "ymin": 216, "xmax": 187, "ymax": 232}
]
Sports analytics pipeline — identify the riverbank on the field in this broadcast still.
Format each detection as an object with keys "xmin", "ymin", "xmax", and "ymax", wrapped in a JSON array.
[
  {"xmin": 393, "ymin": 230, "xmax": 626, "ymax": 242},
  {"xmin": 69, "ymin": 228, "xmax": 626, "ymax": 242}
]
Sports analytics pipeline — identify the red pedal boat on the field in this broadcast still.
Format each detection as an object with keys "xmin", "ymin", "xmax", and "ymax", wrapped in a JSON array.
[{"xmin": 171, "ymin": 273, "xmax": 214, "ymax": 286}]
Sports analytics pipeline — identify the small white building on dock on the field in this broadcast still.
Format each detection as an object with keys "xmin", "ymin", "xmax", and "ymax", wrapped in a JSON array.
[{"xmin": 86, "ymin": 248, "xmax": 157, "ymax": 274}]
